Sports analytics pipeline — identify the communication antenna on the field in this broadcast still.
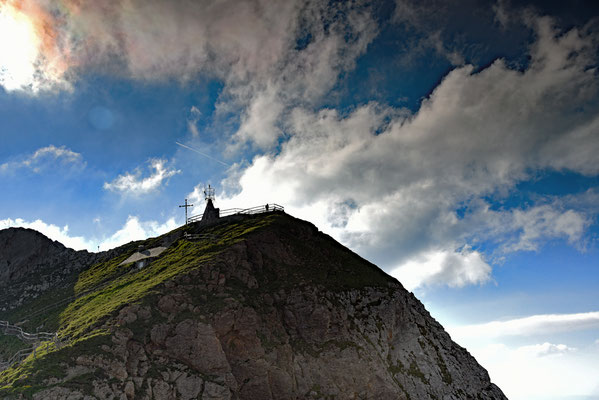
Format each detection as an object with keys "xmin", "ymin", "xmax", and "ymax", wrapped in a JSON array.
[{"xmin": 204, "ymin": 184, "xmax": 215, "ymax": 202}]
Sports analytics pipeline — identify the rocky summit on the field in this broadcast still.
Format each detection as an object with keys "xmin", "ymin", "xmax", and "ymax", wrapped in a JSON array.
[
  {"xmin": 0, "ymin": 228, "xmax": 98, "ymax": 314},
  {"xmin": 0, "ymin": 212, "xmax": 506, "ymax": 399}
]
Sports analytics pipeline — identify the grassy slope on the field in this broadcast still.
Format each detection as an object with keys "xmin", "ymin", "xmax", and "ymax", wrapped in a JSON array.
[
  {"xmin": 0, "ymin": 212, "xmax": 396, "ymax": 397},
  {"xmin": 0, "ymin": 277, "xmax": 79, "ymax": 363}
]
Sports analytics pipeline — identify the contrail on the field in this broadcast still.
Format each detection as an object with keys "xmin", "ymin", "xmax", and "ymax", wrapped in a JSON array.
[{"xmin": 175, "ymin": 142, "xmax": 230, "ymax": 167}]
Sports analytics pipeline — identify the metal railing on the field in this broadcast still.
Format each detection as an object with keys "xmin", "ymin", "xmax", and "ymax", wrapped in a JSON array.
[
  {"xmin": 187, "ymin": 203, "xmax": 284, "ymax": 224},
  {"xmin": 183, "ymin": 233, "xmax": 219, "ymax": 241},
  {"xmin": 0, "ymin": 347, "xmax": 35, "ymax": 372},
  {"xmin": 0, "ymin": 321, "xmax": 57, "ymax": 344},
  {"xmin": 0, "ymin": 254, "xmax": 146, "ymax": 374},
  {"xmin": 0, "ymin": 320, "xmax": 61, "ymax": 372}
]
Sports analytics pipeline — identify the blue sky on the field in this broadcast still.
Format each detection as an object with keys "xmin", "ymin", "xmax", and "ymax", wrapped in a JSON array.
[{"xmin": 1, "ymin": 0, "xmax": 598, "ymax": 398}]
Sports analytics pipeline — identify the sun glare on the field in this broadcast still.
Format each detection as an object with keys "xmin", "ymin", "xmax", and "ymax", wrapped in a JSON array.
[{"xmin": 0, "ymin": 1, "xmax": 42, "ymax": 91}]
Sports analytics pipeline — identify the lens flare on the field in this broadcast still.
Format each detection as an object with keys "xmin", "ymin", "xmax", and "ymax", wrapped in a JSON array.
[
  {"xmin": 0, "ymin": 1, "xmax": 40, "ymax": 90},
  {"xmin": 0, "ymin": 0, "xmax": 70, "ymax": 92}
]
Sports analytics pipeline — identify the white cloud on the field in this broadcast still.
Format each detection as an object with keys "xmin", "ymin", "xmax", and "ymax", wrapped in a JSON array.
[
  {"xmin": 1, "ymin": 0, "xmax": 302, "ymax": 91},
  {"xmin": 233, "ymin": 85, "xmax": 284, "ymax": 148},
  {"xmin": 104, "ymin": 159, "xmax": 180, "ymax": 196},
  {"xmin": 224, "ymin": 1, "xmax": 379, "ymax": 150},
  {"xmin": 1, "ymin": 215, "xmax": 179, "ymax": 253},
  {"xmin": 446, "ymin": 310, "xmax": 599, "ymax": 399},
  {"xmin": 0, "ymin": 217, "xmax": 95, "ymax": 251},
  {"xmin": 3, "ymin": 0, "xmax": 378, "ymax": 114},
  {"xmin": 505, "ymin": 207, "xmax": 590, "ymax": 252},
  {"xmin": 187, "ymin": 106, "xmax": 202, "ymax": 138},
  {"xmin": 27, "ymin": 145, "xmax": 82, "ymax": 164},
  {"xmin": 458, "ymin": 200, "xmax": 592, "ymax": 258},
  {"xmin": 216, "ymin": 17, "xmax": 599, "ymax": 289},
  {"xmin": 389, "ymin": 247, "xmax": 492, "ymax": 291},
  {"xmin": 0, "ymin": 145, "xmax": 84, "ymax": 174},
  {"xmin": 33, "ymin": 0, "xmax": 379, "ymax": 147},
  {"xmin": 98, "ymin": 216, "xmax": 178, "ymax": 251},
  {"xmin": 467, "ymin": 340, "xmax": 599, "ymax": 400},
  {"xmin": 517, "ymin": 342, "xmax": 576, "ymax": 357},
  {"xmin": 448, "ymin": 311, "xmax": 599, "ymax": 340}
]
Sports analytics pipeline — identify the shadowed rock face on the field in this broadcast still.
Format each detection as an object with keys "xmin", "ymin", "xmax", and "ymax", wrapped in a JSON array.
[
  {"xmin": 0, "ymin": 228, "xmax": 98, "ymax": 312},
  {"xmin": 0, "ymin": 228, "xmax": 69, "ymax": 285},
  {"xmin": 0, "ymin": 215, "xmax": 507, "ymax": 399},
  {"xmin": 116, "ymin": 217, "xmax": 505, "ymax": 400},
  {"xmin": 0, "ymin": 229, "xmax": 117, "ymax": 313}
]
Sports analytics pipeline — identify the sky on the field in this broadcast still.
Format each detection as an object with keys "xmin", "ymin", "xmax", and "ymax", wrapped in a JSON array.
[{"xmin": 0, "ymin": 0, "xmax": 598, "ymax": 398}]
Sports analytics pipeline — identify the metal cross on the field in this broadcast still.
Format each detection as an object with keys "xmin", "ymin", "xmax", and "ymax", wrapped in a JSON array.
[{"xmin": 179, "ymin": 198, "xmax": 194, "ymax": 224}]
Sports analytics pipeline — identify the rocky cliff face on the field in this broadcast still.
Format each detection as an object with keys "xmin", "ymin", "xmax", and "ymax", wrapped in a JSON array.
[
  {"xmin": 0, "ymin": 228, "xmax": 97, "ymax": 312},
  {"xmin": 0, "ymin": 213, "xmax": 506, "ymax": 399},
  {"xmin": 0, "ymin": 228, "xmax": 71, "ymax": 284}
]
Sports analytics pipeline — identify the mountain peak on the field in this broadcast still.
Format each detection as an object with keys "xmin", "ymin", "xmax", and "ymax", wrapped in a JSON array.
[
  {"xmin": 0, "ymin": 227, "xmax": 68, "ymax": 285},
  {"xmin": 0, "ymin": 212, "xmax": 506, "ymax": 399}
]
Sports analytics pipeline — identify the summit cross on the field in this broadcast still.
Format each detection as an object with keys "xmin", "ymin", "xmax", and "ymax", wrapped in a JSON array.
[{"xmin": 179, "ymin": 199, "xmax": 194, "ymax": 225}]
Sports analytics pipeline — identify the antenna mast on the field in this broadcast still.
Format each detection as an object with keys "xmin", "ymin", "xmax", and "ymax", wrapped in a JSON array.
[{"xmin": 204, "ymin": 184, "xmax": 215, "ymax": 202}]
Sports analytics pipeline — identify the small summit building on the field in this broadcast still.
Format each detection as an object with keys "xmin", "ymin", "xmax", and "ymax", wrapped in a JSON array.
[
  {"xmin": 119, "ymin": 245, "xmax": 167, "ymax": 269},
  {"xmin": 183, "ymin": 184, "xmax": 284, "ymax": 227},
  {"xmin": 201, "ymin": 184, "xmax": 220, "ymax": 224}
]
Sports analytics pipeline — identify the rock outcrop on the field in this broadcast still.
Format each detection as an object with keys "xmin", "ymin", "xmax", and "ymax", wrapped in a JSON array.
[
  {"xmin": 0, "ymin": 213, "xmax": 506, "ymax": 399},
  {"xmin": 0, "ymin": 228, "xmax": 98, "ymax": 312},
  {"xmin": 0, "ymin": 228, "xmax": 74, "ymax": 285}
]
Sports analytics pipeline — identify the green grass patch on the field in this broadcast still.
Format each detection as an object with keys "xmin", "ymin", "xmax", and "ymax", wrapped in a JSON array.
[
  {"xmin": 59, "ymin": 216, "xmax": 276, "ymax": 339},
  {"xmin": 75, "ymin": 223, "xmax": 195, "ymax": 295},
  {"xmin": 0, "ymin": 335, "xmax": 29, "ymax": 362},
  {"xmin": 74, "ymin": 253, "xmax": 135, "ymax": 295},
  {"xmin": 407, "ymin": 360, "xmax": 429, "ymax": 384},
  {"xmin": 388, "ymin": 359, "xmax": 405, "ymax": 375},
  {"xmin": 0, "ymin": 331, "xmax": 112, "ymax": 397},
  {"xmin": 0, "ymin": 285, "xmax": 76, "ymax": 334}
]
